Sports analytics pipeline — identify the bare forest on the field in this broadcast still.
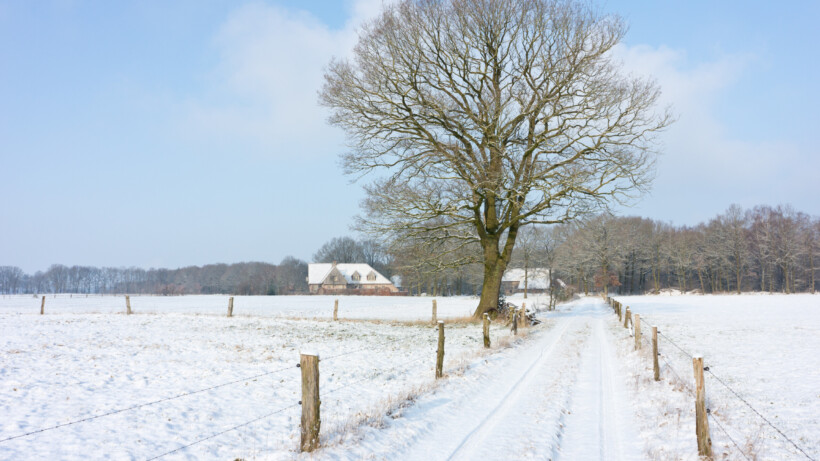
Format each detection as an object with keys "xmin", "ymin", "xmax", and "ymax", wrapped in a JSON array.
[
  {"xmin": 388, "ymin": 204, "xmax": 818, "ymax": 297},
  {"xmin": 2, "ymin": 204, "xmax": 816, "ymax": 297},
  {"xmin": 0, "ymin": 258, "xmax": 307, "ymax": 296}
]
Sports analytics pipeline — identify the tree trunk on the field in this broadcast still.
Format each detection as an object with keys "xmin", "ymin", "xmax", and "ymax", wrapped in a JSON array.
[
  {"xmin": 735, "ymin": 259, "xmax": 742, "ymax": 295},
  {"xmin": 473, "ymin": 237, "xmax": 511, "ymax": 317}
]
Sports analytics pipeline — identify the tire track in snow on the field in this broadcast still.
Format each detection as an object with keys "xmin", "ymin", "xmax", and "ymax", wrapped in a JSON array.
[
  {"xmin": 556, "ymin": 303, "xmax": 641, "ymax": 461},
  {"xmin": 444, "ymin": 317, "xmax": 578, "ymax": 461}
]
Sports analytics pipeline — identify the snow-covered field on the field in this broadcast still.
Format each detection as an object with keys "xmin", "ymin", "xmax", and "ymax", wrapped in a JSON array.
[
  {"xmin": 2, "ymin": 293, "xmax": 817, "ymax": 460},
  {"xmin": 0, "ymin": 294, "xmax": 540, "ymax": 460},
  {"xmin": 0, "ymin": 293, "xmax": 549, "ymax": 321},
  {"xmin": 612, "ymin": 293, "xmax": 820, "ymax": 460}
]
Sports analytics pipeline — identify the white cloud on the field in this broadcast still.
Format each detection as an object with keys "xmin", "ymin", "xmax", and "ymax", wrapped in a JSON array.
[
  {"xmin": 178, "ymin": 0, "xmax": 388, "ymax": 158},
  {"xmin": 612, "ymin": 44, "xmax": 813, "ymax": 221}
]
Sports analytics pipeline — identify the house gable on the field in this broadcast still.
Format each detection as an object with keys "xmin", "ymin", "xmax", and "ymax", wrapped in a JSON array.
[{"xmin": 322, "ymin": 266, "xmax": 347, "ymax": 286}]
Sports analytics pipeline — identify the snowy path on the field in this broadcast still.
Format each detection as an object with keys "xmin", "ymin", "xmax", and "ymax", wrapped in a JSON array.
[
  {"xmin": 557, "ymin": 305, "xmax": 642, "ymax": 460},
  {"xmin": 323, "ymin": 298, "xmax": 645, "ymax": 460}
]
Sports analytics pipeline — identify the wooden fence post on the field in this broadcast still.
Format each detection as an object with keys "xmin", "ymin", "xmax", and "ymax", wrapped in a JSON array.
[
  {"xmin": 126, "ymin": 295, "xmax": 132, "ymax": 315},
  {"xmin": 483, "ymin": 313, "xmax": 490, "ymax": 348},
  {"xmin": 300, "ymin": 353, "xmax": 321, "ymax": 452},
  {"xmin": 520, "ymin": 302, "xmax": 527, "ymax": 327},
  {"xmin": 432, "ymin": 299, "xmax": 437, "ymax": 323},
  {"xmin": 652, "ymin": 326, "xmax": 660, "ymax": 381},
  {"xmin": 227, "ymin": 297, "xmax": 234, "ymax": 317},
  {"xmin": 436, "ymin": 321, "xmax": 445, "ymax": 378},
  {"xmin": 692, "ymin": 356, "xmax": 713, "ymax": 458},
  {"xmin": 634, "ymin": 314, "xmax": 641, "ymax": 350},
  {"xmin": 333, "ymin": 299, "xmax": 338, "ymax": 321},
  {"xmin": 624, "ymin": 307, "xmax": 630, "ymax": 328},
  {"xmin": 40, "ymin": 295, "xmax": 45, "ymax": 315},
  {"xmin": 512, "ymin": 308, "xmax": 519, "ymax": 335}
]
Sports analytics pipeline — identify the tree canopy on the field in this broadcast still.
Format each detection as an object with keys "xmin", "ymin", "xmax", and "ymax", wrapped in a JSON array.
[{"xmin": 321, "ymin": 0, "xmax": 671, "ymax": 316}]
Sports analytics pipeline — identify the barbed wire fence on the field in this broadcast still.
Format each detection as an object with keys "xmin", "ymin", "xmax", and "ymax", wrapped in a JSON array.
[
  {"xmin": 610, "ymin": 297, "xmax": 816, "ymax": 461},
  {"xmin": 0, "ymin": 312, "xmax": 525, "ymax": 460}
]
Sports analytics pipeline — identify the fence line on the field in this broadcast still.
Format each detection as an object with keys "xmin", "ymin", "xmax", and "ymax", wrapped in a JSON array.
[
  {"xmin": 704, "ymin": 368, "xmax": 816, "ymax": 460},
  {"xmin": 148, "ymin": 348, "xmax": 444, "ymax": 459},
  {"xmin": 4, "ymin": 306, "xmax": 530, "ymax": 458},
  {"xmin": 0, "ymin": 364, "xmax": 299, "ymax": 444},
  {"xmin": 610, "ymin": 297, "xmax": 816, "ymax": 461},
  {"xmin": 145, "ymin": 402, "xmax": 302, "ymax": 461},
  {"xmin": 321, "ymin": 329, "xmax": 437, "ymax": 362}
]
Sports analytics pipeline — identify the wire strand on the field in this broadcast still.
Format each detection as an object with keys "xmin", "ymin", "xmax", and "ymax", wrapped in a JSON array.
[
  {"xmin": 708, "ymin": 411, "xmax": 752, "ymax": 461},
  {"xmin": 321, "ymin": 328, "xmax": 434, "ymax": 362},
  {"xmin": 144, "ymin": 402, "xmax": 300, "ymax": 461},
  {"xmin": 0, "ymin": 364, "xmax": 298, "ymax": 444},
  {"xmin": 704, "ymin": 369, "xmax": 816, "ymax": 461},
  {"xmin": 615, "ymin": 305, "xmax": 815, "ymax": 461}
]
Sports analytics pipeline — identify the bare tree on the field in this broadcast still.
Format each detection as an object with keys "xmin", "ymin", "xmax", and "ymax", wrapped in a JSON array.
[
  {"xmin": 313, "ymin": 237, "xmax": 364, "ymax": 264},
  {"xmin": 321, "ymin": 0, "xmax": 670, "ymax": 316},
  {"xmin": 576, "ymin": 215, "xmax": 621, "ymax": 296}
]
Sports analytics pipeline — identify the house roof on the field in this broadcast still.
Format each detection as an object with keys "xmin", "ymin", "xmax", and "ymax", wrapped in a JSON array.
[
  {"xmin": 308, "ymin": 263, "xmax": 394, "ymax": 285},
  {"xmin": 502, "ymin": 268, "xmax": 551, "ymax": 290}
]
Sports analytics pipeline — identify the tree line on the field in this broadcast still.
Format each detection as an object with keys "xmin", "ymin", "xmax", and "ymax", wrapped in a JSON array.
[
  {"xmin": 2, "ymin": 204, "xmax": 816, "ymax": 297},
  {"xmin": 0, "ymin": 258, "xmax": 308, "ymax": 296},
  {"xmin": 552, "ymin": 204, "xmax": 817, "ymax": 296},
  {"xmin": 386, "ymin": 204, "xmax": 818, "ymax": 297}
]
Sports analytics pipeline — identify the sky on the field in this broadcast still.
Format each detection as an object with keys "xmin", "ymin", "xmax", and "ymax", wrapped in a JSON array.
[{"xmin": 1, "ymin": 0, "xmax": 818, "ymax": 273}]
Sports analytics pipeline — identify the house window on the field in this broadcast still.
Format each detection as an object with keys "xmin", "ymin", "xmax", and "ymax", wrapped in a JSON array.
[
  {"xmin": 367, "ymin": 272, "xmax": 377, "ymax": 281},
  {"xmin": 352, "ymin": 272, "xmax": 361, "ymax": 282}
]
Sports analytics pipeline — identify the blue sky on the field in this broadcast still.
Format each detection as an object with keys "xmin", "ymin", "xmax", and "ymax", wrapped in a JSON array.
[{"xmin": 1, "ymin": 0, "xmax": 818, "ymax": 273}]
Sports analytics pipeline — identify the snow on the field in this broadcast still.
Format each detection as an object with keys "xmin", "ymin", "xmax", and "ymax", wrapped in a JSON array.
[
  {"xmin": 318, "ymin": 297, "xmax": 645, "ymax": 460},
  {"xmin": 0, "ymin": 294, "xmax": 529, "ymax": 460},
  {"xmin": 0, "ymin": 294, "xmax": 489, "ymax": 320},
  {"xmin": 2, "ymin": 293, "xmax": 817, "ymax": 460},
  {"xmin": 502, "ymin": 268, "xmax": 550, "ymax": 290},
  {"xmin": 612, "ymin": 293, "xmax": 820, "ymax": 460}
]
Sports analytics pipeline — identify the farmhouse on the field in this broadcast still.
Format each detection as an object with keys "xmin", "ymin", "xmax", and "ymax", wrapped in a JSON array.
[
  {"xmin": 307, "ymin": 262, "xmax": 400, "ymax": 295},
  {"xmin": 502, "ymin": 268, "xmax": 551, "ymax": 295}
]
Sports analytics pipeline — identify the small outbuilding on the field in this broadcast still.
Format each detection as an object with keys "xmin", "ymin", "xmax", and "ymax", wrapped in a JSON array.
[{"xmin": 502, "ymin": 268, "xmax": 551, "ymax": 295}]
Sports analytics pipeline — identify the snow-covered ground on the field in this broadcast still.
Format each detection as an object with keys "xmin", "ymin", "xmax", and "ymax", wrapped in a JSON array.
[
  {"xmin": 0, "ymin": 293, "xmax": 547, "ymax": 321},
  {"xmin": 612, "ymin": 293, "xmax": 820, "ymax": 460},
  {"xmin": 2, "ymin": 293, "xmax": 817, "ymax": 460},
  {"xmin": 0, "ymin": 294, "xmax": 540, "ymax": 460}
]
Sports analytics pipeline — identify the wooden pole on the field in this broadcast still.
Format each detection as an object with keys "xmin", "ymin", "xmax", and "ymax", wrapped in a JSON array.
[
  {"xmin": 40, "ymin": 295, "xmax": 45, "ymax": 315},
  {"xmin": 652, "ymin": 326, "xmax": 660, "ymax": 381},
  {"xmin": 692, "ymin": 356, "xmax": 713, "ymax": 458},
  {"xmin": 300, "ymin": 353, "xmax": 321, "ymax": 452},
  {"xmin": 634, "ymin": 314, "xmax": 641, "ymax": 350},
  {"xmin": 520, "ymin": 302, "xmax": 527, "ymax": 327},
  {"xmin": 624, "ymin": 307, "xmax": 630, "ymax": 328},
  {"xmin": 333, "ymin": 299, "xmax": 338, "ymax": 321},
  {"xmin": 483, "ymin": 313, "xmax": 490, "ymax": 348},
  {"xmin": 227, "ymin": 296, "xmax": 234, "ymax": 317},
  {"xmin": 436, "ymin": 321, "xmax": 445, "ymax": 379},
  {"xmin": 432, "ymin": 299, "xmax": 437, "ymax": 323},
  {"xmin": 126, "ymin": 295, "xmax": 132, "ymax": 315},
  {"xmin": 512, "ymin": 308, "xmax": 519, "ymax": 335}
]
